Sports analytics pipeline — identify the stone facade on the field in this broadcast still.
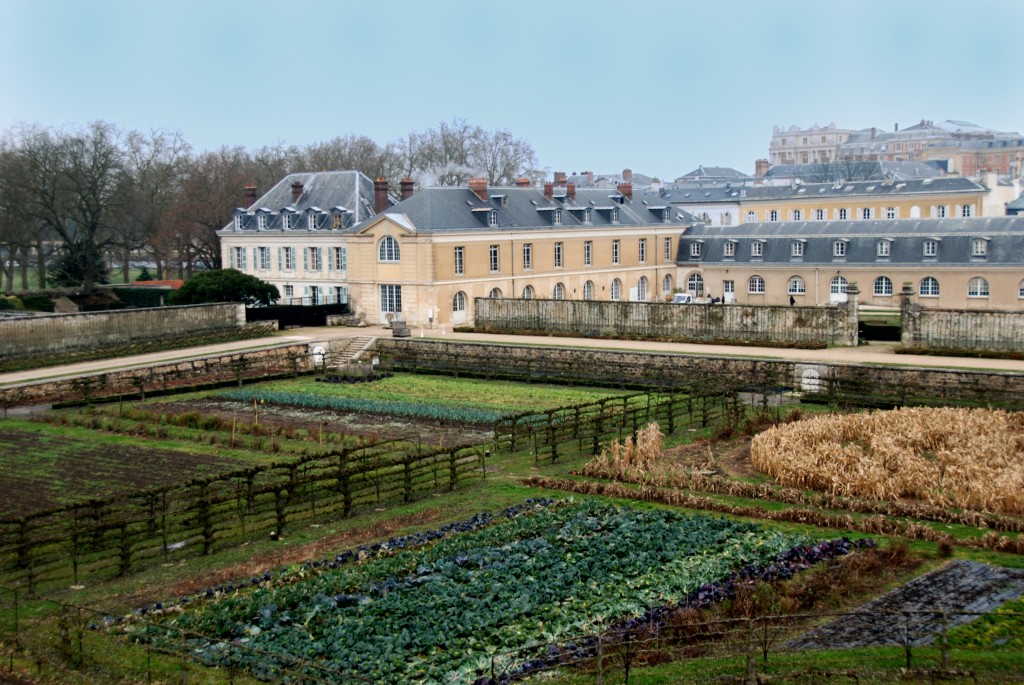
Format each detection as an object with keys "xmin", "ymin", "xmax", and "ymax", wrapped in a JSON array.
[
  {"xmin": 473, "ymin": 298, "xmax": 858, "ymax": 347},
  {"xmin": 0, "ymin": 304, "xmax": 247, "ymax": 358}
]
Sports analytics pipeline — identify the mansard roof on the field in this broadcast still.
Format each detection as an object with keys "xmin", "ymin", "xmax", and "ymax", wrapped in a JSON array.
[
  {"xmin": 360, "ymin": 186, "xmax": 690, "ymax": 234},
  {"xmin": 660, "ymin": 176, "xmax": 986, "ymax": 205}
]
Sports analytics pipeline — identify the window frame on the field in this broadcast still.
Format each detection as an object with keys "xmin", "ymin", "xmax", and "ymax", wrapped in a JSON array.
[
  {"xmin": 611, "ymin": 240, "xmax": 620, "ymax": 265},
  {"xmin": 378, "ymin": 235, "xmax": 400, "ymax": 262},
  {"xmin": 584, "ymin": 240, "xmax": 593, "ymax": 266},
  {"xmin": 873, "ymin": 275, "xmax": 893, "ymax": 296},
  {"xmin": 523, "ymin": 243, "xmax": 533, "ymax": 271},
  {"xmin": 748, "ymin": 275, "xmax": 765, "ymax": 294},
  {"xmin": 919, "ymin": 276, "xmax": 940, "ymax": 297},
  {"xmin": 967, "ymin": 276, "xmax": 989, "ymax": 298},
  {"xmin": 454, "ymin": 246, "xmax": 464, "ymax": 275},
  {"xmin": 489, "ymin": 244, "xmax": 500, "ymax": 273}
]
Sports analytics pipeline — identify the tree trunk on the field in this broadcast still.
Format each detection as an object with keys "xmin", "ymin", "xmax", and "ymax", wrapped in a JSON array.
[
  {"xmin": 18, "ymin": 245, "xmax": 29, "ymax": 289},
  {"xmin": 122, "ymin": 248, "xmax": 131, "ymax": 283},
  {"xmin": 35, "ymin": 240, "xmax": 46, "ymax": 289}
]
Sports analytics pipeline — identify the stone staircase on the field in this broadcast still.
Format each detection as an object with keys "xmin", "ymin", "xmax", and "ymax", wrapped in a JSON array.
[{"xmin": 331, "ymin": 335, "xmax": 377, "ymax": 362}]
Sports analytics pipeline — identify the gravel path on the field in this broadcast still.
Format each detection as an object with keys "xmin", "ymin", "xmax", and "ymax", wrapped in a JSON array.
[{"xmin": 789, "ymin": 560, "xmax": 1024, "ymax": 648}]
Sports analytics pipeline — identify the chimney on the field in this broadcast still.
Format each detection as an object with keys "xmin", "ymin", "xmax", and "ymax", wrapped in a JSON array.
[
  {"xmin": 617, "ymin": 182, "xmax": 633, "ymax": 201},
  {"xmin": 622, "ymin": 168, "xmax": 633, "ymax": 183},
  {"xmin": 894, "ymin": 122, "xmax": 899, "ymax": 132},
  {"xmin": 754, "ymin": 159, "xmax": 770, "ymax": 178},
  {"xmin": 469, "ymin": 177, "xmax": 488, "ymax": 202},
  {"xmin": 243, "ymin": 184, "xmax": 257, "ymax": 208},
  {"xmin": 515, "ymin": 177, "xmax": 530, "ymax": 187},
  {"xmin": 566, "ymin": 183, "xmax": 576, "ymax": 200},
  {"xmin": 871, "ymin": 127, "xmax": 877, "ymax": 140},
  {"xmin": 290, "ymin": 181, "xmax": 303, "ymax": 205},
  {"xmin": 554, "ymin": 171, "xmax": 567, "ymax": 185},
  {"xmin": 651, "ymin": 177, "xmax": 661, "ymax": 193},
  {"xmin": 374, "ymin": 178, "xmax": 389, "ymax": 213},
  {"xmin": 400, "ymin": 177, "xmax": 415, "ymax": 200},
  {"xmin": 585, "ymin": 170, "xmax": 594, "ymax": 185},
  {"xmin": 543, "ymin": 182, "xmax": 553, "ymax": 199}
]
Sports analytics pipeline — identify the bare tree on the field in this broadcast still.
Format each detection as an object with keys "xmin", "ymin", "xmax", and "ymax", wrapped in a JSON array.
[{"xmin": 8, "ymin": 121, "xmax": 125, "ymax": 293}]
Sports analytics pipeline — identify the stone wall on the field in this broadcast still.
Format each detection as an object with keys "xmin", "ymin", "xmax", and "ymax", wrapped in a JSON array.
[
  {"xmin": 473, "ymin": 298, "xmax": 858, "ymax": 347},
  {"xmin": 0, "ymin": 304, "xmax": 246, "ymax": 358},
  {"xmin": 0, "ymin": 343, "xmax": 312, "ymax": 408},
  {"xmin": 378, "ymin": 339, "xmax": 1024, "ymax": 408},
  {"xmin": 901, "ymin": 287, "xmax": 1024, "ymax": 353}
]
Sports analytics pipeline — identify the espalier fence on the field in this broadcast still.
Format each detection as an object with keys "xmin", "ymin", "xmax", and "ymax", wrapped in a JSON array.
[{"xmin": 0, "ymin": 438, "xmax": 485, "ymax": 594}]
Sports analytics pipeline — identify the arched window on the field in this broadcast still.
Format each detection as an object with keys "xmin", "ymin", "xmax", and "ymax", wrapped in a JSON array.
[
  {"xmin": 687, "ymin": 273, "xmax": 704, "ymax": 295},
  {"xmin": 830, "ymin": 276, "xmax": 848, "ymax": 295},
  {"xmin": 748, "ymin": 275, "xmax": 765, "ymax": 294},
  {"xmin": 873, "ymin": 276, "xmax": 893, "ymax": 296},
  {"xmin": 636, "ymin": 276, "xmax": 648, "ymax": 301},
  {"xmin": 378, "ymin": 235, "xmax": 400, "ymax": 262},
  {"xmin": 610, "ymin": 278, "xmax": 622, "ymax": 301},
  {"xmin": 452, "ymin": 291, "xmax": 467, "ymax": 312},
  {"xmin": 522, "ymin": 285, "xmax": 534, "ymax": 299},
  {"xmin": 919, "ymin": 277, "xmax": 940, "ymax": 297},
  {"xmin": 553, "ymin": 282, "xmax": 566, "ymax": 300},
  {"xmin": 662, "ymin": 274, "xmax": 673, "ymax": 293},
  {"xmin": 788, "ymin": 276, "xmax": 806, "ymax": 294},
  {"xmin": 489, "ymin": 287, "xmax": 502, "ymax": 299},
  {"xmin": 583, "ymin": 280, "xmax": 594, "ymax": 300},
  {"xmin": 967, "ymin": 277, "xmax": 989, "ymax": 298}
]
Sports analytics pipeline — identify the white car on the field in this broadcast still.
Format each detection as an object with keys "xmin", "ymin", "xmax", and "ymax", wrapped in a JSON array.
[{"xmin": 670, "ymin": 293, "xmax": 694, "ymax": 304}]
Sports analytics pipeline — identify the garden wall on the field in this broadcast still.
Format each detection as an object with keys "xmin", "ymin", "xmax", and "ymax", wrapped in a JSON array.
[
  {"xmin": 0, "ymin": 303, "xmax": 247, "ymax": 358},
  {"xmin": 473, "ymin": 298, "xmax": 859, "ymax": 347},
  {"xmin": 901, "ymin": 294, "xmax": 1024, "ymax": 353},
  {"xmin": 0, "ymin": 343, "xmax": 312, "ymax": 408},
  {"xmin": 378, "ymin": 339, "xmax": 1024, "ymax": 408}
]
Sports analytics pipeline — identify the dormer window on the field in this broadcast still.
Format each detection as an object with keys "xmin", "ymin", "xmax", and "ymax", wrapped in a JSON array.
[
  {"xmin": 584, "ymin": 208, "xmax": 592, "ymax": 224},
  {"xmin": 610, "ymin": 207, "xmax": 619, "ymax": 224},
  {"xmin": 791, "ymin": 240, "xmax": 805, "ymax": 258},
  {"xmin": 663, "ymin": 208, "xmax": 671, "ymax": 223},
  {"xmin": 552, "ymin": 209, "xmax": 561, "ymax": 226},
  {"xmin": 332, "ymin": 213, "xmax": 343, "ymax": 229},
  {"xmin": 724, "ymin": 240, "xmax": 736, "ymax": 258},
  {"xmin": 233, "ymin": 215, "xmax": 242, "ymax": 230},
  {"xmin": 833, "ymin": 240, "xmax": 847, "ymax": 258},
  {"xmin": 308, "ymin": 214, "xmax": 317, "ymax": 230},
  {"xmin": 923, "ymin": 238, "xmax": 939, "ymax": 257},
  {"xmin": 751, "ymin": 240, "xmax": 764, "ymax": 258},
  {"xmin": 488, "ymin": 210, "xmax": 498, "ymax": 227},
  {"xmin": 689, "ymin": 241, "xmax": 702, "ymax": 258},
  {"xmin": 877, "ymin": 239, "xmax": 891, "ymax": 258},
  {"xmin": 972, "ymin": 238, "xmax": 989, "ymax": 258},
  {"xmin": 282, "ymin": 214, "xmax": 292, "ymax": 230}
]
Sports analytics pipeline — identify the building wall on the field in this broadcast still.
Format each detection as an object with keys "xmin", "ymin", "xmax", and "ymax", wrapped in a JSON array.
[
  {"xmin": 737, "ymin": 189, "xmax": 988, "ymax": 223},
  {"xmin": 0, "ymin": 304, "xmax": 246, "ymax": 357},
  {"xmin": 769, "ymin": 124, "xmax": 854, "ymax": 166}
]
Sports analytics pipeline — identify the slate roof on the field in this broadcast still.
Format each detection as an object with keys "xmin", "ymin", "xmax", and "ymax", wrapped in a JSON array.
[
  {"xmin": 365, "ymin": 186, "xmax": 689, "ymax": 234},
  {"xmin": 677, "ymin": 217, "xmax": 1024, "ymax": 266},
  {"xmin": 764, "ymin": 161, "xmax": 943, "ymax": 182},
  {"xmin": 659, "ymin": 177, "xmax": 985, "ymax": 205},
  {"xmin": 675, "ymin": 166, "xmax": 750, "ymax": 181},
  {"xmin": 222, "ymin": 171, "xmax": 387, "ymax": 232}
]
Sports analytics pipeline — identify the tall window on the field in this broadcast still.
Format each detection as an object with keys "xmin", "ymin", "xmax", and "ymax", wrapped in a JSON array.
[
  {"xmin": 935, "ymin": 205, "xmax": 947, "ymax": 218},
  {"xmin": 523, "ymin": 243, "xmax": 533, "ymax": 271},
  {"xmin": 815, "ymin": 208, "xmax": 825, "ymax": 221},
  {"xmin": 662, "ymin": 274, "xmax": 673, "ymax": 293},
  {"xmin": 768, "ymin": 210, "xmax": 779, "ymax": 222},
  {"xmin": 584, "ymin": 240, "xmax": 593, "ymax": 266},
  {"xmin": 552, "ymin": 209, "xmax": 562, "ymax": 226},
  {"xmin": 583, "ymin": 280, "xmax": 594, "ymax": 300},
  {"xmin": 281, "ymin": 247, "xmax": 295, "ymax": 271},
  {"xmin": 611, "ymin": 279, "xmax": 622, "ymax": 301},
  {"xmin": 861, "ymin": 207, "xmax": 872, "ymax": 220},
  {"xmin": 454, "ymin": 246, "xmax": 464, "ymax": 275},
  {"xmin": 232, "ymin": 247, "xmax": 247, "ymax": 270},
  {"xmin": 723, "ymin": 280, "xmax": 735, "ymax": 296},
  {"xmin": 282, "ymin": 214, "xmax": 292, "ymax": 230},
  {"xmin": 833, "ymin": 241, "xmax": 847, "ymax": 258},
  {"xmin": 307, "ymin": 247, "xmax": 322, "ymax": 271},
  {"xmin": 611, "ymin": 240, "xmax": 620, "ymax": 265},
  {"xmin": 378, "ymin": 236, "xmax": 400, "ymax": 262},
  {"xmin": 331, "ymin": 246, "xmax": 347, "ymax": 271},
  {"xmin": 746, "ymin": 211, "xmax": 757, "ymax": 222},
  {"xmin": 873, "ymin": 276, "xmax": 893, "ymax": 296},
  {"xmin": 610, "ymin": 207, "xmax": 619, "ymax": 223},
  {"xmin": 308, "ymin": 285, "xmax": 321, "ymax": 305},
  {"xmin": 838, "ymin": 208, "xmax": 848, "ymax": 220},
  {"xmin": 453, "ymin": 291, "xmax": 467, "ymax": 312},
  {"xmin": 257, "ymin": 214, "xmax": 267, "ymax": 230},
  {"xmin": 380, "ymin": 284, "xmax": 402, "ymax": 312},
  {"xmin": 751, "ymin": 241, "xmax": 763, "ymax": 258},
  {"xmin": 748, "ymin": 275, "xmax": 765, "ymax": 294},
  {"xmin": 489, "ymin": 244, "xmax": 499, "ymax": 272},
  {"xmin": 522, "ymin": 285, "xmax": 534, "ymax": 299},
  {"xmin": 788, "ymin": 276, "xmax": 806, "ymax": 294},
  {"xmin": 636, "ymin": 276, "xmax": 648, "ymax": 301},
  {"xmin": 687, "ymin": 273, "xmax": 704, "ymax": 295},
  {"xmin": 488, "ymin": 210, "xmax": 498, "ymax": 227},
  {"xmin": 923, "ymin": 240, "xmax": 938, "ymax": 258},
  {"xmin": 792, "ymin": 209, "xmax": 802, "ymax": 221},
  {"xmin": 308, "ymin": 214, "xmax": 318, "ymax": 230},
  {"xmin": 664, "ymin": 237, "xmax": 672, "ymax": 261},
  {"xmin": 553, "ymin": 242, "xmax": 562, "ymax": 268},
  {"xmin": 961, "ymin": 204, "xmax": 973, "ymax": 218},
  {"xmin": 967, "ymin": 277, "xmax": 989, "ymax": 297},
  {"xmin": 283, "ymin": 284, "xmax": 294, "ymax": 298},
  {"xmin": 583, "ymin": 208, "xmax": 592, "ymax": 224},
  {"xmin": 885, "ymin": 207, "xmax": 897, "ymax": 219},
  {"xmin": 257, "ymin": 246, "xmax": 270, "ymax": 270},
  {"xmin": 333, "ymin": 286, "xmax": 349, "ymax": 304},
  {"xmin": 638, "ymin": 238, "xmax": 647, "ymax": 263},
  {"xmin": 553, "ymin": 282, "xmax": 565, "ymax": 300},
  {"xmin": 919, "ymin": 276, "xmax": 940, "ymax": 297}
]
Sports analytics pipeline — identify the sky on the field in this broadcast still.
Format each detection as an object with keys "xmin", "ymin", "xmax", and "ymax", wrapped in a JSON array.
[{"xmin": 1, "ymin": 0, "xmax": 1022, "ymax": 182}]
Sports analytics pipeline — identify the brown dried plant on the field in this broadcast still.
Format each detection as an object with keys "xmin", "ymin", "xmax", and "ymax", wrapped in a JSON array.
[{"xmin": 585, "ymin": 423, "xmax": 665, "ymax": 479}]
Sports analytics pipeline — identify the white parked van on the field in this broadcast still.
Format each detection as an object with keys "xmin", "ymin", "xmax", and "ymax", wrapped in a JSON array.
[{"xmin": 670, "ymin": 293, "xmax": 694, "ymax": 304}]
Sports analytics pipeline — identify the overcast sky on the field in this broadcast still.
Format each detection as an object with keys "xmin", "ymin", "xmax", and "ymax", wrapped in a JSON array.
[{"xmin": 1, "ymin": 0, "xmax": 1021, "ymax": 181}]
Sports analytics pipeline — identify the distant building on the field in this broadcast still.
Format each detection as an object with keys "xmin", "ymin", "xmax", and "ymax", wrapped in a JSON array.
[
  {"xmin": 676, "ymin": 216, "xmax": 1024, "ymax": 310},
  {"xmin": 674, "ymin": 166, "xmax": 750, "ymax": 184},
  {"xmin": 769, "ymin": 123, "xmax": 856, "ymax": 166}
]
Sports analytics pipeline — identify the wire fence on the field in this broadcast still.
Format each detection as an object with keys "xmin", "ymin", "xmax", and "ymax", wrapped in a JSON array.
[{"xmin": 2, "ymin": 586, "xmax": 1019, "ymax": 685}]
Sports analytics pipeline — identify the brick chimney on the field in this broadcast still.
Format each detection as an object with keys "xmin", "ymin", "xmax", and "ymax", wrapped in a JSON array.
[
  {"xmin": 554, "ymin": 171, "xmax": 567, "ymax": 185},
  {"xmin": 585, "ymin": 171, "xmax": 594, "ymax": 185},
  {"xmin": 754, "ymin": 159, "xmax": 770, "ymax": 178},
  {"xmin": 617, "ymin": 182, "xmax": 633, "ymax": 201},
  {"xmin": 290, "ymin": 181, "xmax": 304, "ymax": 205},
  {"xmin": 622, "ymin": 168, "xmax": 633, "ymax": 183},
  {"xmin": 566, "ymin": 183, "xmax": 576, "ymax": 200},
  {"xmin": 374, "ymin": 178, "xmax": 389, "ymax": 213},
  {"xmin": 400, "ymin": 178, "xmax": 414, "ymax": 200},
  {"xmin": 543, "ymin": 182, "xmax": 553, "ymax": 199},
  {"xmin": 243, "ymin": 184, "xmax": 257, "ymax": 208},
  {"xmin": 469, "ymin": 177, "xmax": 488, "ymax": 202},
  {"xmin": 515, "ymin": 177, "xmax": 530, "ymax": 188}
]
